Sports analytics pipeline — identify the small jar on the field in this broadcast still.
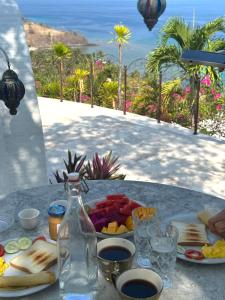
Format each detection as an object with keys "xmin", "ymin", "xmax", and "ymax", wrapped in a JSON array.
[{"xmin": 48, "ymin": 204, "xmax": 66, "ymax": 241}]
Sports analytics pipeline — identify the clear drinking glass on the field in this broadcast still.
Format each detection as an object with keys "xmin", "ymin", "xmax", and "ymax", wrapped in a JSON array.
[
  {"xmin": 132, "ymin": 208, "xmax": 159, "ymax": 268},
  {"xmin": 0, "ymin": 204, "xmax": 15, "ymax": 233},
  {"xmin": 149, "ymin": 224, "xmax": 178, "ymax": 289}
]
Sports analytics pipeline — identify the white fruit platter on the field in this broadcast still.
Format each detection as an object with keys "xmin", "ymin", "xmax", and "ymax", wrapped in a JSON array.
[{"xmin": 0, "ymin": 236, "xmax": 57, "ymax": 298}]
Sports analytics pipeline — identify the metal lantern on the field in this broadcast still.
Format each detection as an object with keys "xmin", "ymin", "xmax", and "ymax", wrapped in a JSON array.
[
  {"xmin": 0, "ymin": 69, "xmax": 25, "ymax": 115},
  {"xmin": 137, "ymin": 0, "xmax": 167, "ymax": 31},
  {"xmin": 0, "ymin": 47, "xmax": 25, "ymax": 115}
]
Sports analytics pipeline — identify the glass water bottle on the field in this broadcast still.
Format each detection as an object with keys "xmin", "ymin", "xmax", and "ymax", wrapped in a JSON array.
[{"xmin": 57, "ymin": 173, "xmax": 98, "ymax": 300}]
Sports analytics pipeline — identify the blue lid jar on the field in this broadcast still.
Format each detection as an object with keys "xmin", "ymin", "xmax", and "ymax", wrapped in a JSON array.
[{"xmin": 48, "ymin": 204, "xmax": 66, "ymax": 217}]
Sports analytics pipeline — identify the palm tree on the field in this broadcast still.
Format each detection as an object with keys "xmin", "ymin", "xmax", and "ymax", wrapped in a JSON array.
[
  {"xmin": 110, "ymin": 24, "xmax": 131, "ymax": 109},
  {"xmin": 52, "ymin": 42, "xmax": 71, "ymax": 102},
  {"xmin": 147, "ymin": 17, "xmax": 225, "ymax": 131}
]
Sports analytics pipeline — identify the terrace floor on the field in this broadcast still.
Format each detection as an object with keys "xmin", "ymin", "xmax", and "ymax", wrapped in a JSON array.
[{"xmin": 38, "ymin": 97, "xmax": 225, "ymax": 200}]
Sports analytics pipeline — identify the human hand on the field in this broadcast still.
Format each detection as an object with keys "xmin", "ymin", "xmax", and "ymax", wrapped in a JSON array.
[{"xmin": 208, "ymin": 208, "xmax": 225, "ymax": 236}]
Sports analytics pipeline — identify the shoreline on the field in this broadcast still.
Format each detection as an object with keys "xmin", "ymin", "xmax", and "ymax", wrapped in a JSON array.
[{"xmin": 23, "ymin": 18, "xmax": 96, "ymax": 49}]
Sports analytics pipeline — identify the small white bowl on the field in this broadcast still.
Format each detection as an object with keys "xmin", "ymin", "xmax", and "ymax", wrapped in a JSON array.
[{"xmin": 18, "ymin": 208, "xmax": 40, "ymax": 230}]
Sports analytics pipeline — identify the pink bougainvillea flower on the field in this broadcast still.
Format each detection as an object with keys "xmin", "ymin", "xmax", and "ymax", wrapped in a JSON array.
[
  {"xmin": 211, "ymin": 88, "xmax": 216, "ymax": 95},
  {"xmin": 200, "ymin": 88, "xmax": 205, "ymax": 94},
  {"xmin": 201, "ymin": 74, "xmax": 211, "ymax": 86},
  {"xmin": 214, "ymin": 93, "xmax": 222, "ymax": 100},
  {"xmin": 172, "ymin": 93, "xmax": 184, "ymax": 101},
  {"xmin": 172, "ymin": 93, "xmax": 179, "ymax": 98},
  {"xmin": 80, "ymin": 95, "xmax": 91, "ymax": 102},
  {"xmin": 216, "ymin": 104, "xmax": 223, "ymax": 111},
  {"xmin": 95, "ymin": 59, "xmax": 104, "ymax": 70},
  {"xmin": 184, "ymin": 86, "xmax": 191, "ymax": 94},
  {"xmin": 125, "ymin": 100, "xmax": 132, "ymax": 110}
]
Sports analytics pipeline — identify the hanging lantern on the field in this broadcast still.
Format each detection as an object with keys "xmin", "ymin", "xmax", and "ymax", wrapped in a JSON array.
[
  {"xmin": 137, "ymin": 0, "xmax": 167, "ymax": 31},
  {"xmin": 0, "ymin": 69, "xmax": 25, "ymax": 115},
  {"xmin": 0, "ymin": 47, "xmax": 25, "ymax": 115}
]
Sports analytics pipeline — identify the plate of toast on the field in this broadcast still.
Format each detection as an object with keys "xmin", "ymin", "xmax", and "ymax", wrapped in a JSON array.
[
  {"xmin": 0, "ymin": 238, "xmax": 57, "ymax": 297},
  {"xmin": 168, "ymin": 210, "xmax": 225, "ymax": 264}
]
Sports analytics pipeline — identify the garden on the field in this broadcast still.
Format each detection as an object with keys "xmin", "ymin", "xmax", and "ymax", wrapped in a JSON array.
[{"xmin": 31, "ymin": 17, "xmax": 225, "ymax": 139}]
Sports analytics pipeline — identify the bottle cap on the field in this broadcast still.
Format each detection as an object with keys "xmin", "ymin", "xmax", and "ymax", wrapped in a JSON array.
[
  {"xmin": 48, "ymin": 204, "xmax": 66, "ymax": 217},
  {"xmin": 68, "ymin": 172, "xmax": 80, "ymax": 182}
]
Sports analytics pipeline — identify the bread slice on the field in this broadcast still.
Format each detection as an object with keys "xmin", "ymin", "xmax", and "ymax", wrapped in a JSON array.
[
  {"xmin": 172, "ymin": 221, "xmax": 209, "ymax": 246},
  {"xmin": 10, "ymin": 240, "xmax": 57, "ymax": 274},
  {"xmin": 197, "ymin": 210, "xmax": 214, "ymax": 227},
  {"xmin": 0, "ymin": 271, "xmax": 56, "ymax": 288}
]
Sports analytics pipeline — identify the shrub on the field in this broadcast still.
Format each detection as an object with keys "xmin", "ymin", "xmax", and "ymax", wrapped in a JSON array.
[{"xmin": 51, "ymin": 150, "xmax": 125, "ymax": 183}]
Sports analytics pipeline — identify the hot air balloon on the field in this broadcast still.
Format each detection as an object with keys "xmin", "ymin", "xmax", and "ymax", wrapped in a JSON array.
[{"xmin": 137, "ymin": 0, "xmax": 166, "ymax": 31}]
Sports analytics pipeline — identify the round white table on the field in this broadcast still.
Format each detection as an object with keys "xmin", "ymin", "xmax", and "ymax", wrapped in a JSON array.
[{"xmin": 1, "ymin": 180, "xmax": 225, "ymax": 300}]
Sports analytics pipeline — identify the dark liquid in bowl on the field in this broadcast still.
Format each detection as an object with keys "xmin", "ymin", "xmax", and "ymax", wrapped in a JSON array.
[
  {"xmin": 99, "ymin": 246, "xmax": 131, "ymax": 261},
  {"xmin": 121, "ymin": 279, "xmax": 158, "ymax": 298}
]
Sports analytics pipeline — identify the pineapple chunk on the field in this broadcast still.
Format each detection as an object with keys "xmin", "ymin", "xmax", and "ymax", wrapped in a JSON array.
[
  {"xmin": 107, "ymin": 221, "xmax": 118, "ymax": 234},
  {"xmin": 125, "ymin": 216, "xmax": 133, "ymax": 230},
  {"xmin": 116, "ymin": 224, "xmax": 129, "ymax": 234},
  {"xmin": 101, "ymin": 226, "xmax": 108, "ymax": 234},
  {"xmin": 134, "ymin": 207, "xmax": 157, "ymax": 220}
]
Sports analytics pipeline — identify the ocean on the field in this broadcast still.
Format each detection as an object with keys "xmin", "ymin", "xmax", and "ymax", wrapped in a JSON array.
[{"xmin": 17, "ymin": 0, "xmax": 225, "ymax": 63}]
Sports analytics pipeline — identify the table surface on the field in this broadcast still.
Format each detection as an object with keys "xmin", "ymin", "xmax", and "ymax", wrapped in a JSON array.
[{"xmin": 1, "ymin": 180, "xmax": 225, "ymax": 300}]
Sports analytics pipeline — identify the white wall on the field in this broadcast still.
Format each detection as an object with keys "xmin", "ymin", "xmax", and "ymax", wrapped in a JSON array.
[{"xmin": 0, "ymin": 0, "xmax": 48, "ymax": 197}]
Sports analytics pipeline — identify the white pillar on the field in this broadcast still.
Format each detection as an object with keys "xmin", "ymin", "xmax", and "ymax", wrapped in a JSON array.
[{"xmin": 0, "ymin": 0, "xmax": 48, "ymax": 197}]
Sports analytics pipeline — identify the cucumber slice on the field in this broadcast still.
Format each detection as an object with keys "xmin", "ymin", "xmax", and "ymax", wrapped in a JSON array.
[
  {"xmin": 17, "ymin": 237, "xmax": 32, "ymax": 250},
  {"xmin": 5, "ymin": 240, "xmax": 19, "ymax": 254}
]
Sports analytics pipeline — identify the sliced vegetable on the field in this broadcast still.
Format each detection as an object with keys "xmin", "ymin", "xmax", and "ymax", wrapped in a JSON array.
[
  {"xmin": 185, "ymin": 249, "xmax": 204, "ymax": 260},
  {"xmin": 17, "ymin": 237, "xmax": 32, "ymax": 250},
  {"xmin": 33, "ymin": 235, "xmax": 47, "ymax": 244},
  {"xmin": 177, "ymin": 245, "xmax": 185, "ymax": 255},
  {"xmin": 5, "ymin": 240, "xmax": 19, "ymax": 254},
  {"xmin": 0, "ymin": 245, "xmax": 5, "ymax": 257}
]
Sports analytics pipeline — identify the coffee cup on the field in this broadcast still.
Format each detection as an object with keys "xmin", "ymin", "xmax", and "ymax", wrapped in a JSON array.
[
  {"xmin": 112, "ymin": 268, "xmax": 163, "ymax": 300},
  {"xmin": 97, "ymin": 237, "xmax": 135, "ymax": 281}
]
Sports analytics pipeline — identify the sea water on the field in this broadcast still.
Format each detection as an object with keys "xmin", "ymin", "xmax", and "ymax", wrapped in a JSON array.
[{"xmin": 17, "ymin": 0, "xmax": 225, "ymax": 63}]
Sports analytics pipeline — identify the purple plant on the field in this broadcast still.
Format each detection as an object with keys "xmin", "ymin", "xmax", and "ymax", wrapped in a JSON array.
[
  {"xmin": 84, "ymin": 151, "xmax": 126, "ymax": 180},
  {"xmin": 50, "ymin": 150, "xmax": 125, "ymax": 183}
]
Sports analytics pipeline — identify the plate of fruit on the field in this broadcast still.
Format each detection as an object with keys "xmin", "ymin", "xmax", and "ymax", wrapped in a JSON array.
[{"xmin": 86, "ymin": 194, "xmax": 145, "ymax": 238}]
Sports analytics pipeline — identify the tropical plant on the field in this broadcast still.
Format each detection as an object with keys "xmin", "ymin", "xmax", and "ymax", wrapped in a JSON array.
[
  {"xmin": 67, "ymin": 68, "xmax": 89, "ymax": 102},
  {"xmin": 162, "ymin": 79, "xmax": 183, "ymax": 112},
  {"xmin": 40, "ymin": 81, "xmax": 60, "ymax": 98},
  {"xmin": 84, "ymin": 151, "xmax": 126, "ymax": 180},
  {"xmin": 110, "ymin": 24, "xmax": 131, "ymax": 110},
  {"xmin": 147, "ymin": 17, "xmax": 225, "ymax": 127},
  {"xmin": 52, "ymin": 42, "xmax": 72, "ymax": 102},
  {"xmin": 131, "ymin": 75, "xmax": 159, "ymax": 117},
  {"xmin": 51, "ymin": 150, "xmax": 86, "ymax": 183},
  {"xmin": 98, "ymin": 80, "xmax": 118, "ymax": 108},
  {"xmin": 51, "ymin": 150, "xmax": 125, "ymax": 183}
]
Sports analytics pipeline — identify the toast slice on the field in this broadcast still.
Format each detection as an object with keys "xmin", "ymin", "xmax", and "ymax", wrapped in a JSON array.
[
  {"xmin": 197, "ymin": 210, "xmax": 214, "ymax": 227},
  {"xmin": 172, "ymin": 221, "xmax": 209, "ymax": 246},
  {"xmin": 10, "ymin": 240, "xmax": 57, "ymax": 274}
]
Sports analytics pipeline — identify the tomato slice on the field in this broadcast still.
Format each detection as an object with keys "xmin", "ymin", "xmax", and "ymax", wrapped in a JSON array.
[
  {"xmin": 33, "ymin": 236, "xmax": 47, "ymax": 244},
  {"xmin": 185, "ymin": 249, "xmax": 204, "ymax": 260},
  {"xmin": 0, "ymin": 244, "xmax": 5, "ymax": 257}
]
